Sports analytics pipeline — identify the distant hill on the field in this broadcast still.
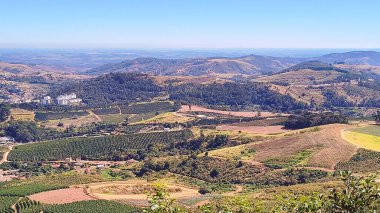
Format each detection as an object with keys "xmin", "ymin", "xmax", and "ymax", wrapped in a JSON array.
[
  {"xmin": 86, "ymin": 55, "xmax": 303, "ymax": 76},
  {"xmin": 256, "ymin": 61, "xmax": 380, "ymax": 108},
  {"xmin": 282, "ymin": 61, "xmax": 348, "ymax": 73},
  {"xmin": 87, "ymin": 51, "xmax": 380, "ymax": 76},
  {"xmin": 314, "ymin": 51, "xmax": 380, "ymax": 66}
]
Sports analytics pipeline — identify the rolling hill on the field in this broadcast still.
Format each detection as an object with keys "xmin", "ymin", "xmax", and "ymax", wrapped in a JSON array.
[
  {"xmin": 255, "ymin": 61, "xmax": 380, "ymax": 107},
  {"xmin": 86, "ymin": 55, "xmax": 303, "ymax": 76},
  {"xmin": 0, "ymin": 61, "xmax": 89, "ymax": 103},
  {"xmin": 86, "ymin": 51, "xmax": 380, "ymax": 76},
  {"xmin": 314, "ymin": 51, "xmax": 380, "ymax": 66}
]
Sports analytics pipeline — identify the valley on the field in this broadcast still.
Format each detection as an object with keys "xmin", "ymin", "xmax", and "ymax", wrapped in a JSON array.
[{"xmin": 0, "ymin": 50, "xmax": 380, "ymax": 212}]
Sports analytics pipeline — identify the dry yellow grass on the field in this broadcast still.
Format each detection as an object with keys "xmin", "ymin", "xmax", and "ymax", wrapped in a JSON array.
[
  {"xmin": 42, "ymin": 114, "xmax": 100, "ymax": 129},
  {"xmin": 205, "ymin": 144, "xmax": 251, "ymax": 160},
  {"xmin": 136, "ymin": 112, "xmax": 194, "ymax": 124},
  {"xmin": 191, "ymin": 127, "xmax": 271, "ymax": 142},
  {"xmin": 342, "ymin": 129, "xmax": 380, "ymax": 151},
  {"xmin": 10, "ymin": 108, "xmax": 35, "ymax": 121}
]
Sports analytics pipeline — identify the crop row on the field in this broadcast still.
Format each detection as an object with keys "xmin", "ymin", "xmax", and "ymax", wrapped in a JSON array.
[
  {"xmin": 9, "ymin": 130, "xmax": 193, "ymax": 161},
  {"xmin": 35, "ymin": 111, "xmax": 89, "ymax": 121},
  {"xmin": 120, "ymin": 101, "xmax": 174, "ymax": 114},
  {"xmin": 44, "ymin": 200, "xmax": 140, "ymax": 213},
  {"xmin": 0, "ymin": 196, "xmax": 20, "ymax": 212}
]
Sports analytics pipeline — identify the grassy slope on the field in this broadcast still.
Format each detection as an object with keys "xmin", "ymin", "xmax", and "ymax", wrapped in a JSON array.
[{"xmin": 342, "ymin": 129, "xmax": 380, "ymax": 151}]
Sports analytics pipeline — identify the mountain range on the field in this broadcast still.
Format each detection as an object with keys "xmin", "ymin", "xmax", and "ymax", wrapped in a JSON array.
[{"xmin": 87, "ymin": 51, "xmax": 380, "ymax": 76}]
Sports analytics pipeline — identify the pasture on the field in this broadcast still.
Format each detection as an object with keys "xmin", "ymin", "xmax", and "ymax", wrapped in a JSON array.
[
  {"xmin": 351, "ymin": 125, "xmax": 380, "ymax": 137},
  {"xmin": 342, "ymin": 129, "xmax": 380, "ymax": 151}
]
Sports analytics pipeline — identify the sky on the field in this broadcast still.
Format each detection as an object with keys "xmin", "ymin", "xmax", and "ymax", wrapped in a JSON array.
[{"xmin": 0, "ymin": 0, "xmax": 380, "ymax": 49}]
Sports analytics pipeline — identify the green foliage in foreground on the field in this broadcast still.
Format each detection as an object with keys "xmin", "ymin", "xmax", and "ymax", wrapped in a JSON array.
[
  {"xmin": 44, "ymin": 200, "xmax": 140, "ymax": 213},
  {"xmin": 277, "ymin": 171, "xmax": 380, "ymax": 213}
]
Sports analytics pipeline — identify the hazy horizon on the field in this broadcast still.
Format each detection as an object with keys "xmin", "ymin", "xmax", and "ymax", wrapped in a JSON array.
[{"xmin": 1, "ymin": 0, "xmax": 380, "ymax": 49}]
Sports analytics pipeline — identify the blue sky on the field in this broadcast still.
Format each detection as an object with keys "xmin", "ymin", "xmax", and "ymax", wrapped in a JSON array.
[{"xmin": 0, "ymin": 0, "xmax": 379, "ymax": 48}]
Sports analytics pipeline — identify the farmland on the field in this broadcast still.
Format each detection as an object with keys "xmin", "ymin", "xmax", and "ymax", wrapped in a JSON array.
[
  {"xmin": 0, "ymin": 172, "xmax": 103, "ymax": 196},
  {"xmin": 247, "ymin": 124, "xmax": 357, "ymax": 169},
  {"xmin": 351, "ymin": 125, "xmax": 380, "ymax": 137},
  {"xmin": 335, "ymin": 149, "xmax": 380, "ymax": 173},
  {"xmin": 98, "ymin": 113, "xmax": 128, "ymax": 124},
  {"xmin": 86, "ymin": 179, "xmax": 200, "ymax": 206},
  {"xmin": 10, "ymin": 108, "xmax": 35, "ymax": 121},
  {"xmin": 43, "ymin": 200, "xmax": 140, "ymax": 213},
  {"xmin": 179, "ymin": 105, "xmax": 281, "ymax": 118},
  {"xmin": 0, "ymin": 196, "xmax": 20, "ymax": 213},
  {"xmin": 136, "ymin": 112, "xmax": 194, "ymax": 124},
  {"xmin": 216, "ymin": 124, "xmax": 287, "ymax": 134},
  {"xmin": 120, "ymin": 101, "xmax": 175, "ymax": 114},
  {"xmin": 8, "ymin": 130, "xmax": 193, "ymax": 161},
  {"xmin": 28, "ymin": 188, "xmax": 95, "ymax": 204},
  {"xmin": 342, "ymin": 126, "xmax": 380, "ymax": 151},
  {"xmin": 35, "ymin": 111, "xmax": 89, "ymax": 121}
]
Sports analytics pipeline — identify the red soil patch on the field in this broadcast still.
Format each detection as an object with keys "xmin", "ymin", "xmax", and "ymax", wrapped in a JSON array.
[
  {"xmin": 28, "ymin": 188, "xmax": 95, "ymax": 204},
  {"xmin": 179, "ymin": 105, "xmax": 285, "ymax": 118},
  {"xmin": 216, "ymin": 125, "xmax": 288, "ymax": 134}
]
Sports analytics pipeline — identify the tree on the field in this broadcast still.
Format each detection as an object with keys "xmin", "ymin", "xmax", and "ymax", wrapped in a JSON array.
[
  {"xmin": 373, "ymin": 111, "xmax": 380, "ymax": 124},
  {"xmin": 278, "ymin": 171, "xmax": 380, "ymax": 213},
  {"xmin": 210, "ymin": 168, "xmax": 219, "ymax": 178},
  {"xmin": 0, "ymin": 104, "xmax": 10, "ymax": 122},
  {"xmin": 328, "ymin": 171, "xmax": 380, "ymax": 212},
  {"xmin": 144, "ymin": 183, "xmax": 185, "ymax": 213}
]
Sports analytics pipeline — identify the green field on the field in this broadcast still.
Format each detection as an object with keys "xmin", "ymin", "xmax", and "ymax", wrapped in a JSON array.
[
  {"xmin": 0, "ymin": 196, "xmax": 20, "ymax": 213},
  {"xmin": 342, "ymin": 126, "xmax": 380, "ymax": 151},
  {"xmin": 98, "ymin": 114, "xmax": 128, "ymax": 124},
  {"xmin": 0, "ymin": 172, "xmax": 103, "ymax": 196},
  {"xmin": 44, "ymin": 200, "xmax": 140, "ymax": 213},
  {"xmin": 9, "ymin": 130, "xmax": 193, "ymax": 161},
  {"xmin": 351, "ymin": 125, "xmax": 380, "ymax": 137}
]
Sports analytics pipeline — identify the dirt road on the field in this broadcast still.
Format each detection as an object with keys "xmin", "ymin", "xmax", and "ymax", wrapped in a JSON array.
[{"xmin": 0, "ymin": 145, "xmax": 13, "ymax": 164}]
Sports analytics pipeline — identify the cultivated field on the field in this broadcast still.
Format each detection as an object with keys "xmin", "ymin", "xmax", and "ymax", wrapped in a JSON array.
[
  {"xmin": 342, "ymin": 127, "xmax": 380, "ymax": 151},
  {"xmin": 42, "ymin": 114, "xmax": 100, "ymax": 129},
  {"xmin": 28, "ymin": 188, "xmax": 95, "ymax": 204},
  {"xmin": 179, "ymin": 105, "xmax": 282, "ymax": 118},
  {"xmin": 247, "ymin": 124, "xmax": 357, "ymax": 169},
  {"xmin": 10, "ymin": 108, "xmax": 35, "ymax": 121},
  {"xmin": 86, "ymin": 180, "xmax": 200, "ymax": 207},
  {"xmin": 136, "ymin": 112, "xmax": 194, "ymax": 124},
  {"xmin": 351, "ymin": 125, "xmax": 380, "ymax": 137},
  {"xmin": 98, "ymin": 114, "xmax": 128, "ymax": 124},
  {"xmin": 216, "ymin": 125, "xmax": 288, "ymax": 135}
]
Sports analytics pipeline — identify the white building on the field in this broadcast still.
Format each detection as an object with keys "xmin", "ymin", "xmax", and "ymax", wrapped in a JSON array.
[
  {"xmin": 42, "ymin": 96, "xmax": 52, "ymax": 105},
  {"xmin": 56, "ymin": 93, "xmax": 82, "ymax": 105},
  {"xmin": 0, "ymin": 136, "xmax": 14, "ymax": 144}
]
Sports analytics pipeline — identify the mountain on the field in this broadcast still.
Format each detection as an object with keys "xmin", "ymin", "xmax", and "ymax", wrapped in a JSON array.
[
  {"xmin": 0, "ymin": 61, "xmax": 89, "ymax": 103},
  {"xmin": 86, "ymin": 55, "xmax": 303, "ymax": 76},
  {"xmin": 87, "ymin": 51, "xmax": 380, "ymax": 76},
  {"xmin": 314, "ymin": 51, "xmax": 380, "ymax": 66}
]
